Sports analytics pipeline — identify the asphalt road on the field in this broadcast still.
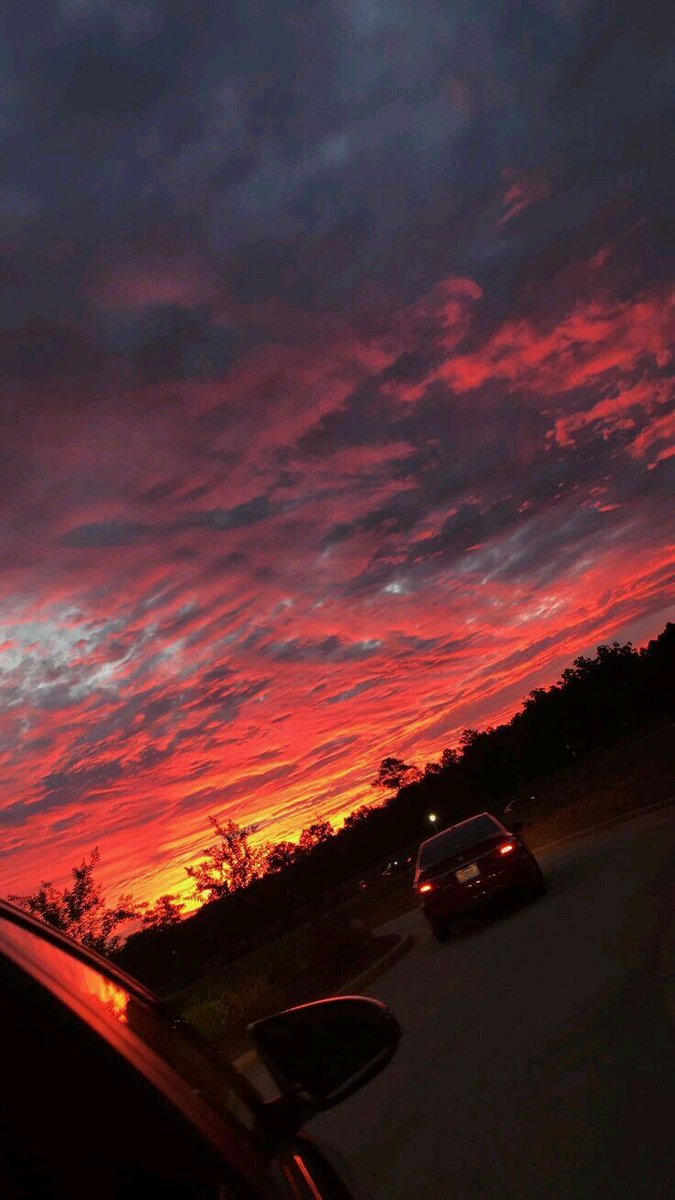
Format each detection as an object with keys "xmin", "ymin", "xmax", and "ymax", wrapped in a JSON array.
[{"xmin": 308, "ymin": 807, "xmax": 675, "ymax": 1200}]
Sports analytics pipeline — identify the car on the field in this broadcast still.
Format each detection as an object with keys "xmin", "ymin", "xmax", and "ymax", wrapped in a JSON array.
[
  {"xmin": 414, "ymin": 811, "xmax": 546, "ymax": 940},
  {"xmin": 381, "ymin": 856, "xmax": 413, "ymax": 877},
  {"xmin": 502, "ymin": 795, "xmax": 536, "ymax": 825},
  {"xmin": 0, "ymin": 898, "xmax": 400, "ymax": 1198}
]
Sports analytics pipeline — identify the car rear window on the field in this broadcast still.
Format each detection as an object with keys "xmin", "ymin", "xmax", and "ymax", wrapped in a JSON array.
[{"xmin": 419, "ymin": 815, "xmax": 502, "ymax": 868}]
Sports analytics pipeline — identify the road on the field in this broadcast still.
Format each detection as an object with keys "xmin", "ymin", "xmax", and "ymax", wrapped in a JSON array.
[{"xmin": 308, "ymin": 807, "xmax": 675, "ymax": 1199}]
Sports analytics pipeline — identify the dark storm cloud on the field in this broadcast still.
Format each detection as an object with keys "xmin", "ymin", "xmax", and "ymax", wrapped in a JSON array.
[
  {"xmin": 129, "ymin": 309, "xmax": 238, "ymax": 383},
  {"xmin": 0, "ymin": 11, "xmax": 540, "ymax": 266},
  {"xmin": 267, "ymin": 635, "xmax": 383, "ymax": 663},
  {"xmin": 25, "ymin": 3, "xmax": 213, "ymax": 120},
  {"xmin": 61, "ymin": 521, "xmax": 152, "ymax": 548},
  {"xmin": 39, "ymin": 744, "xmax": 168, "ymax": 812},
  {"xmin": 2, "ymin": 0, "xmax": 672, "ymax": 384},
  {"xmin": 38, "ymin": 34, "xmax": 177, "ymax": 121},
  {"xmin": 0, "ymin": 759, "xmax": 125, "ymax": 830},
  {"xmin": 186, "ymin": 497, "xmax": 278, "ymax": 532},
  {"xmin": 0, "ymin": 317, "xmax": 106, "ymax": 379},
  {"xmin": 60, "ymin": 496, "xmax": 279, "ymax": 548},
  {"xmin": 41, "ymin": 760, "xmax": 125, "ymax": 803}
]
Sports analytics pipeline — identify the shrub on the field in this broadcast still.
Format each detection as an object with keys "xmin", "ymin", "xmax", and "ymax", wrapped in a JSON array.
[
  {"xmin": 180, "ymin": 995, "xmax": 235, "ymax": 1046},
  {"xmin": 297, "ymin": 914, "xmax": 373, "ymax": 975}
]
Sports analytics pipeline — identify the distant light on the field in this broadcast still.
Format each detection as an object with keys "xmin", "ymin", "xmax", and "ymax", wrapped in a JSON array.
[{"xmin": 428, "ymin": 812, "xmax": 438, "ymax": 824}]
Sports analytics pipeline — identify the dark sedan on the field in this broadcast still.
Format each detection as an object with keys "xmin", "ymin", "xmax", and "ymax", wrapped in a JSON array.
[
  {"xmin": 0, "ymin": 899, "xmax": 400, "ymax": 1198},
  {"xmin": 414, "ymin": 812, "xmax": 546, "ymax": 940}
]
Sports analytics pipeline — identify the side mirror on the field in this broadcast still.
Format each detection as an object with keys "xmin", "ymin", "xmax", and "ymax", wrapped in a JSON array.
[{"xmin": 248, "ymin": 996, "xmax": 400, "ymax": 1119}]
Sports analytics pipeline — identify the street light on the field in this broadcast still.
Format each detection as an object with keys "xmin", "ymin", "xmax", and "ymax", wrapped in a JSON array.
[{"xmin": 428, "ymin": 812, "xmax": 438, "ymax": 831}]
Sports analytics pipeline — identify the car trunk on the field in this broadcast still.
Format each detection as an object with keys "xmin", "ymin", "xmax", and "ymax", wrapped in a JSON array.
[{"xmin": 416, "ymin": 834, "xmax": 509, "ymax": 890}]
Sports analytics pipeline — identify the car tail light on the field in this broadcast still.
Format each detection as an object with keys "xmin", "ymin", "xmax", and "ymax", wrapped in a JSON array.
[
  {"xmin": 419, "ymin": 882, "xmax": 433, "ymax": 893},
  {"xmin": 499, "ymin": 841, "xmax": 515, "ymax": 855}
]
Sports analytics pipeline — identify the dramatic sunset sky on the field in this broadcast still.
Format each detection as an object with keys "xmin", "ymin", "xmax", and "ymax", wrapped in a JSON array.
[{"xmin": 1, "ymin": 2, "xmax": 673, "ymax": 908}]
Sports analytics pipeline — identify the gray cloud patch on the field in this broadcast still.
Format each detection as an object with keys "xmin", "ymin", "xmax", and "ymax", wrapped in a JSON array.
[
  {"xmin": 60, "ymin": 495, "xmax": 279, "ymax": 550},
  {"xmin": 15, "ymin": 760, "xmax": 130, "ymax": 819},
  {"xmin": 307, "ymin": 734, "xmax": 360, "ymax": 759},
  {"xmin": 61, "ymin": 521, "xmax": 153, "ymax": 548},
  {"xmin": 34, "ymin": 4, "xmax": 213, "ymax": 123},
  {"xmin": 268, "ymin": 635, "xmax": 383, "ymax": 663},
  {"xmin": 326, "ymin": 677, "xmax": 383, "ymax": 705}
]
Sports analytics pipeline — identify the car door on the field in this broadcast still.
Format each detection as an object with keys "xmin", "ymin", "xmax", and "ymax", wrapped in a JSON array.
[{"xmin": 0, "ymin": 913, "xmax": 357, "ymax": 1200}]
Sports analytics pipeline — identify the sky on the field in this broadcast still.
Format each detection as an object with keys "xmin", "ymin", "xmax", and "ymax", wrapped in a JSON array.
[{"xmin": 1, "ymin": 1, "xmax": 674, "ymax": 908}]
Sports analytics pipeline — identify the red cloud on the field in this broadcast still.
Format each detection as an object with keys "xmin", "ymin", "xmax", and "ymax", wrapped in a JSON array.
[
  {"xmin": 630, "ymin": 409, "xmax": 675, "ymax": 467},
  {"xmin": 91, "ymin": 252, "xmax": 217, "ymax": 310},
  {"xmin": 496, "ymin": 166, "xmax": 551, "ymax": 229},
  {"xmin": 440, "ymin": 287, "xmax": 674, "ymax": 396},
  {"xmin": 552, "ymin": 376, "xmax": 675, "ymax": 454}
]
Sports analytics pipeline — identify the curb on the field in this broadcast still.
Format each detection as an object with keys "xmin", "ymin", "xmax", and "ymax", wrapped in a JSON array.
[
  {"xmin": 337, "ymin": 932, "xmax": 416, "ymax": 996},
  {"xmin": 530, "ymin": 797, "xmax": 675, "ymax": 854}
]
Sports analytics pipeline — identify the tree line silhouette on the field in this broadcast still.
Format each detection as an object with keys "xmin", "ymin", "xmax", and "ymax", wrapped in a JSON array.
[{"xmin": 9, "ymin": 622, "xmax": 674, "ymax": 988}]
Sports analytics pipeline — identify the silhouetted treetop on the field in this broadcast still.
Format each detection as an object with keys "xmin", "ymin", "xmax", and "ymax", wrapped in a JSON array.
[
  {"xmin": 141, "ymin": 894, "xmax": 185, "ymax": 930},
  {"xmin": 186, "ymin": 816, "xmax": 266, "ymax": 901},
  {"xmin": 372, "ymin": 757, "xmax": 421, "ymax": 791},
  {"xmin": 9, "ymin": 848, "xmax": 139, "ymax": 955},
  {"xmin": 298, "ymin": 819, "xmax": 334, "ymax": 851},
  {"xmin": 265, "ymin": 841, "xmax": 298, "ymax": 873}
]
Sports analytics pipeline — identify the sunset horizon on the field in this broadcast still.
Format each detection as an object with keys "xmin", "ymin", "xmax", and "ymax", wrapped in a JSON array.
[
  {"xmin": 4, "ymin": 609, "xmax": 672, "ymax": 911},
  {"xmin": 2, "ymin": 2, "xmax": 673, "ymax": 913}
]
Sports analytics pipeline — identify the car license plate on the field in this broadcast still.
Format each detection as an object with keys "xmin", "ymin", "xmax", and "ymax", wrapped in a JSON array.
[{"xmin": 456, "ymin": 863, "xmax": 480, "ymax": 883}]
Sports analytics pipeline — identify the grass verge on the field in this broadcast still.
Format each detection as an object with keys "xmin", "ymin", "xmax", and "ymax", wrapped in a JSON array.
[{"xmin": 168, "ymin": 911, "xmax": 398, "ymax": 1060}]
